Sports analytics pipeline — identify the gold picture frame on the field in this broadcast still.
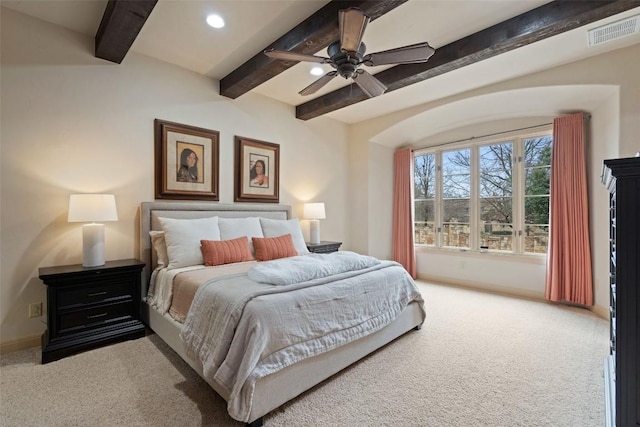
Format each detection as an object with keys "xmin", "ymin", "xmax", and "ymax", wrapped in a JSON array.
[
  {"xmin": 154, "ymin": 119, "xmax": 219, "ymax": 200},
  {"xmin": 234, "ymin": 136, "xmax": 280, "ymax": 203}
]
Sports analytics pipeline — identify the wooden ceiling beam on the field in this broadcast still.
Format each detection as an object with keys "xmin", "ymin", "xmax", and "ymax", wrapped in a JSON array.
[
  {"xmin": 219, "ymin": 0, "xmax": 407, "ymax": 99},
  {"xmin": 296, "ymin": 0, "xmax": 640, "ymax": 120},
  {"xmin": 95, "ymin": 0, "xmax": 158, "ymax": 64}
]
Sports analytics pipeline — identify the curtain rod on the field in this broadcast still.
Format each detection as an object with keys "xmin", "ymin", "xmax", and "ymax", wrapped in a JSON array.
[
  {"xmin": 411, "ymin": 113, "xmax": 591, "ymax": 152},
  {"xmin": 411, "ymin": 123, "xmax": 551, "ymax": 152}
]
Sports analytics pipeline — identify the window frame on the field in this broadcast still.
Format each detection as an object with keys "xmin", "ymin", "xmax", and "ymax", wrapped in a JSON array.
[{"xmin": 413, "ymin": 125, "xmax": 552, "ymax": 256}]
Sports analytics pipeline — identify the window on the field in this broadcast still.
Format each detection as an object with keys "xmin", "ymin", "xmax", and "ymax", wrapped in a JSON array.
[
  {"xmin": 479, "ymin": 142, "xmax": 513, "ymax": 251},
  {"xmin": 523, "ymin": 136, "xmax": 552, "ymax": 254},
  {"xmin": 442, "ymin": 149, "xmax": 470, "ymax": 249},
  {"xmin": 414, "ymin": 153, "xmax": 436, "ymax": 245},
  {"xmin": 413, "ymin": 128, "xmax": 552, "ymax": 255}
]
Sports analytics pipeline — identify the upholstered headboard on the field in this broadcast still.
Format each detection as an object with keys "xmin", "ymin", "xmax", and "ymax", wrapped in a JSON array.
[{"xmin": 139, "ymin": 201, "xmax": 292, "ymax": 288}]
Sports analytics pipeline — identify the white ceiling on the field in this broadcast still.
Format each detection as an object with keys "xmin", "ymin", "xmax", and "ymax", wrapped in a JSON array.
[{"xmin": 2, "ymin": 0, "xmax": 639, "ymax": 124}]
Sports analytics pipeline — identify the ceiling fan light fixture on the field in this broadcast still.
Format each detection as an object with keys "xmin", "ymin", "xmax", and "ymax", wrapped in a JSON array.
[
  {"xmin": 310, "ymin": 66, "xmax": 324, "ymax": 76},
  {"xmin": 206, "ymin": 14, "xmax": 225, "ymax": 29},
  {"xmin": 339, "ymin": 8, "xmax": 369, "ymax": 53}
]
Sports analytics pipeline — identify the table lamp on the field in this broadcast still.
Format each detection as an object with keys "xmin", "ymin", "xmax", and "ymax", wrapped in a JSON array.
[
  {"xmin": 68, "ymin": 194, "xmax": 118, "ymax": 267},
  {"xmin": 303, "ymin": 202, "xmax": 326, "ymax": 245}
]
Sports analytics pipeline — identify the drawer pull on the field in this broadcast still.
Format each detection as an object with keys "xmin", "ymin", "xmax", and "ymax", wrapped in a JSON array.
[
  {"xmin": 86, "ymin": 312, "xmax": 108, "ymax": 319},
  {"xmin": 88, "ymin": 291, "xmax": 108, "ymax": 297}
]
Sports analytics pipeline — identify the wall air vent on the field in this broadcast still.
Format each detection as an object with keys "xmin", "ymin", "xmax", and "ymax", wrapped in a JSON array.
[{"xmin": 588, "ymin": 14, "xmax": 640, "ymax": 47}]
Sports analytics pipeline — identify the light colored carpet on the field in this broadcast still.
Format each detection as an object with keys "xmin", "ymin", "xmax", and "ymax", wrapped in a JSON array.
[{"xmin": 0, "ymin": 281, "xmax": 608, "ymax": 426}]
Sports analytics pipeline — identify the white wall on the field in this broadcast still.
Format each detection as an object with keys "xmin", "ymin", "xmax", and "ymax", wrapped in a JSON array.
[
  {"xmin": 349, "ymin": 44, "xmax": 640, "ymax": 316},
  {"xmin": 367, "ymin": 142, "xmax": 394, "ymax": 260},
  {"xmin": 589, "ymin": 93, "xmax": 620, "ymax": 315},
  {"xmin": 0, "ymin": 8, "xmax": 350, "ymax": 345}
]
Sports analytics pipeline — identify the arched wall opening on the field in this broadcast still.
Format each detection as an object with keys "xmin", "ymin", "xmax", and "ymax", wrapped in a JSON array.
[{"xmin": 358, "ymin": 84, "xmax": 619, "ymax": 316}]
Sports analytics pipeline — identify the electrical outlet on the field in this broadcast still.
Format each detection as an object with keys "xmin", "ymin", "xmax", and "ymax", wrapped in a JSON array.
[{"xmin": 28, "ymin": 302, "xmax": 42, "ymax": 318}]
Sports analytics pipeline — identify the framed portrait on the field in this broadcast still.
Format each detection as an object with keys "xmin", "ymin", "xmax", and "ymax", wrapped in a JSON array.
[
  {"xmin": 154, "ymin": 119, "xmax": 219, "ymax": 200},
  {"xmin": 234, "ymin": 136, "xmax": 280, "ymax": 203}
]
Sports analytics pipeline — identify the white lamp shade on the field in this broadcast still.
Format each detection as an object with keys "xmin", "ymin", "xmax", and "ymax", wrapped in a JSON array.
[
  {"xmin": 68, "ymin": 194, "xmax": 118, "ymax": 222},
  {"xmin": 303, "ymin": 202, "xmax": 326, "ymax": 220}
]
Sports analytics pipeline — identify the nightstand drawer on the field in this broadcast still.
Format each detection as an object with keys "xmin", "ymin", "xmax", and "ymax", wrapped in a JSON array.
[
  {"xmin": 58, "ymin": 280, "xmax": 133, "ymax": 308},
  {"xmin": 58, "ymin": 300, "xmax": 135, "ymax": 334}
]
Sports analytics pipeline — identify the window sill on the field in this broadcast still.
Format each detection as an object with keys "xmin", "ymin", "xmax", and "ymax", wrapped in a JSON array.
[{"xmin": 414, "ymin": 245, "xmax": 546, "ymax": 265}]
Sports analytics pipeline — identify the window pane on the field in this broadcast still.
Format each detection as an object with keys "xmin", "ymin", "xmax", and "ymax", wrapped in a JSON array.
[
  {"xmin": 443, "ymin": 198, "xmax": 469, "ymax": 222},
  {"xmin": 525, "ymin": 166, "xmax": 550, "ymax": 195},
  {"xmin": 443, "ymin": 174, "xmax": 470, "ymax": 198},
  {"xmin": 415, "ymin": 222, "xmax": 436, "ymax": 245},
  {"xmin": 480, "ymin": 142, "xmax": 512, "ymax": 198},
  {"xmin": 524, "ymin": 136, "xmax": 552, "ymax": 167},
  {"xmin": 443, "ymin": 149, "xmax": 470, "ymax": 174},
  {"xmin": 442, "ymin": 223, "xmax": 470, "ymax": 248},
  {"xmin": 441, "ymin": 149, "xmax": 471, "ymax": 249},
  {"xmin": 480, "ymin": 172, "xmax": 512, "ymax": 197},
  {"xmin": 414, "ymin": 154, "xmax": 435, "ymax": 198},
  {"xmin": 414, "ymin": 153, "xmax": 436, "ymax": 248},
  {"xmin": 524, "ymin": 225, "xmax": 549, "ymax": 253},
  {"xmin": 415, "ymin": 200, "xmax": 435, "ymax": 222},
  {"xmin": 524, "ymin": 135, "xmax": 551, "ymax": 254},
  {"xmin": 480, "ymin": 197, "xmax": 512, "ymax": 222},
  {"xmin": 478, "ymin": 142, "xmax": 514, "ymax": 252},
  {"xmin": 480, "ymin": 143, "xmax": 513, "ymax": 172},
  {"xmin": 525, "ymin": 196, "xmax": 549, "ymax": 225},
  {"xmin": 480, "ymin": 224, "xmax": 513, "ymax": 251}
]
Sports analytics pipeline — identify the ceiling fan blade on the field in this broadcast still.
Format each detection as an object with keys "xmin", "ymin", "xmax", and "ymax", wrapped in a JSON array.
[
  {"xmin": 264, "ymin": 49, "xmax": 330, "ymax": 64},
  {"xmin": 299, "ymin": 71, "xmax": 338, "ymax": 96},
  {"xmin": 364, "ymin": 42, "xmax": 436, "ymax": 66},
  {"xmin": 339, "ymin": 8, "xmax": 369, "ymax": 53},
  {"xmin": 352, "ymin": 70, "xmax": 387, "ymax": 98}
]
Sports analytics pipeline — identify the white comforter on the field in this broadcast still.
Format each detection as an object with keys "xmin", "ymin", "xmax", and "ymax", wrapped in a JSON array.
[
  {"xmin": 180, "ymin": 254, "xmax": 425, "ymax": 422},
  {"xmin": 248, "ymin": 251, "xmax": 380, "ymax": 285}
]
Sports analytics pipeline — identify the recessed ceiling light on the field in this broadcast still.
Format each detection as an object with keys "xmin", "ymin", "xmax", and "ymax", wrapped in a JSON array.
[
  {"xmin": 206, "ymin": 14, "xmax": 225, "ymax": 29},
  {"xmin": 310, "ymin": 67, "xmax": 324, "ymax": 76}
]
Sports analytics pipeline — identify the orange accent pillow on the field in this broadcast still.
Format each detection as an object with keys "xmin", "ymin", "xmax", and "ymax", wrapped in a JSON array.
[
  {"xmin": 252, "ymin": 234, "xmax": 298, "ymax": 261},
  {"xmin": 200, "ymin": 237, "xmax": 254, "ymax": 266}
]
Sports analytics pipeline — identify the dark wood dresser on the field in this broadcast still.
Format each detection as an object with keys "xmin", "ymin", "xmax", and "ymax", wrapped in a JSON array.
[
  {"xmin": 602, "ymin": 156, "xmax": 640, "ymax": 427},
  {"xmin": 39, "ymin": 258, "xmax": 146, "ymax": 363}
]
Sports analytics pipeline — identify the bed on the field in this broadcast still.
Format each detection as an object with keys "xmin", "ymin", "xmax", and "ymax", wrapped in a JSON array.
[{"xmin": 139, "ymin": 201, "xmax": 425, "ymax": 426}]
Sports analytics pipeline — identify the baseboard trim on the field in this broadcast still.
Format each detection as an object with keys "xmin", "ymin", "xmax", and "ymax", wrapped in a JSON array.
[
  {"xmin": 1, "ymin": 334, "xmax": 41, "ymax": 355},
  {"xmin": 591, "ymin": 304, "xmax": 609, "ymax": 320},
  {"xmin": 417, "ymin": 274, "xmax": 609, "ymax": 320},
  {"xmin": 417, "ymin": 273, "xmax": 545, "ymax": 301}
]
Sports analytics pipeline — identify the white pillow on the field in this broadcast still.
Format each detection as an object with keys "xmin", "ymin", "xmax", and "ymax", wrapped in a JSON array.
[
  {"xmin": 158, "ymin": 216, "xmax": 220, "ymax": 270},
  {"xmin": 259, "ymin": 217, "xmax": 310, "ymax": 255},
  {"xmin": 218, "ymin": 217, "xmax": 264, "ymax": 254},
  {"xmin": 149, "ymin": 230, "xmax": 169, "ymax": 267}
]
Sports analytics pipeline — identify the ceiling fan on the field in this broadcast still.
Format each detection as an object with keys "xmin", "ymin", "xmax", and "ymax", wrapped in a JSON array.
[{"xmin": 264, "ymin": 7, "xmax": 435, "ymax": 98}]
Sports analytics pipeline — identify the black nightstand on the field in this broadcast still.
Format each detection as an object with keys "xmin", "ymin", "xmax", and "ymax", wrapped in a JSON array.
[
  {"xmin": 39, "ymin": 259, "xmax": 146, "ymax": 364},
  {"xmin": 306, "ymin": 241, "xmax": 342, "ymax": 254}
]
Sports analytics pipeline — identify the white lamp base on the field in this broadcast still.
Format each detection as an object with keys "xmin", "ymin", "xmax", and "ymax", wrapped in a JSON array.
[
  {"xmin": 309, "ymin": 219, "xmax": 321, "ymax": 244},
  {"xmin": 82, "ymin": 223, "xmax": 105, "ymax": 267}
]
